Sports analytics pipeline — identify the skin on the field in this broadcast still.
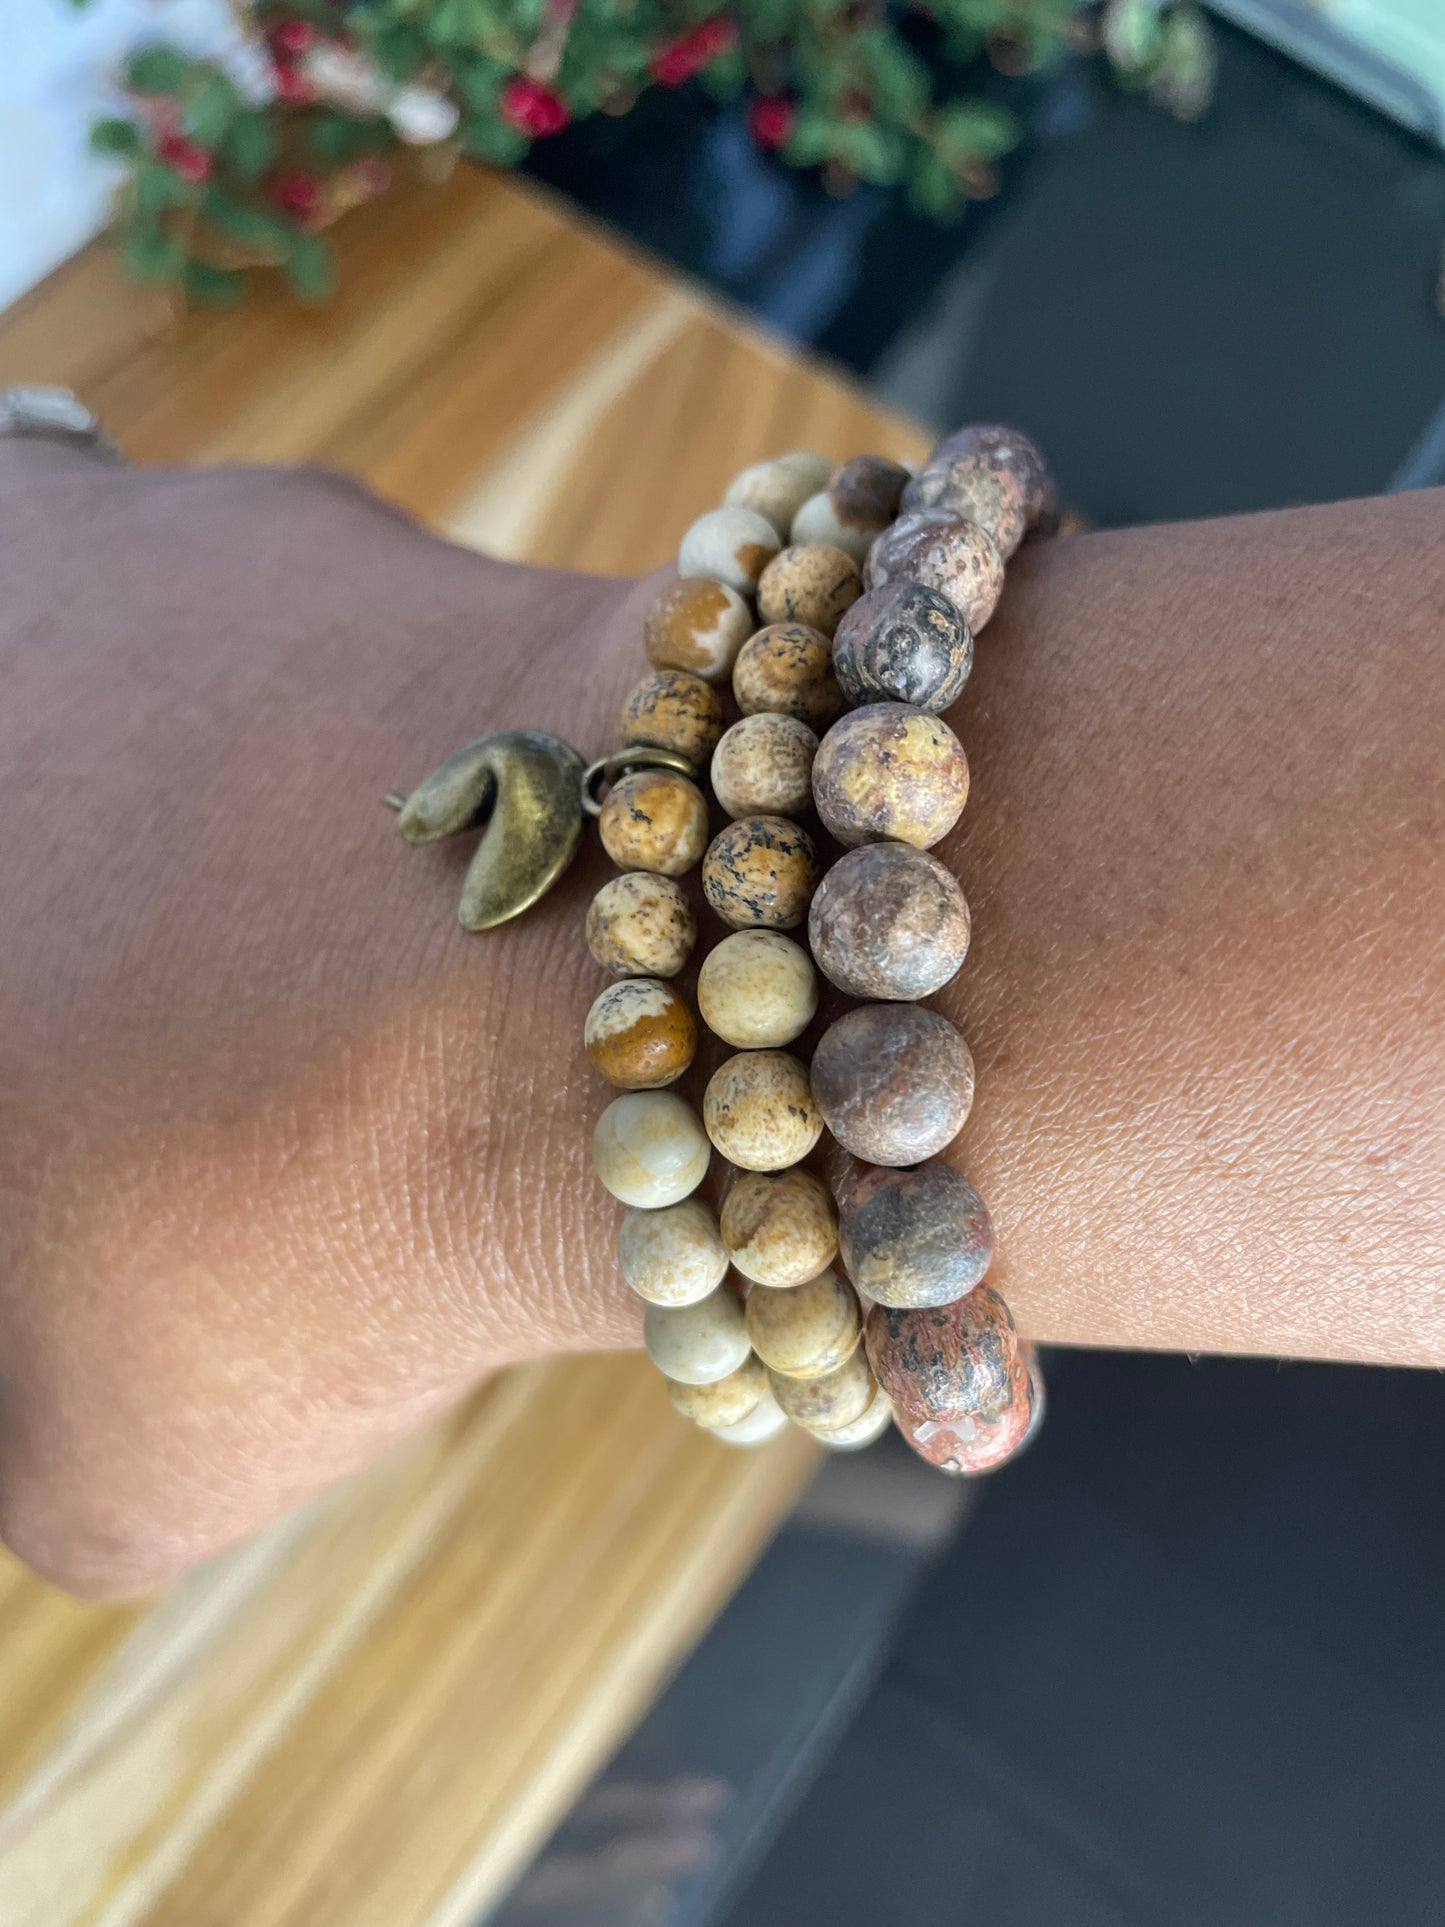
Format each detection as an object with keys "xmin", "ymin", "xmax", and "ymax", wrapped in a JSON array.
[{"xmin": 1, "ymin": 438, "xmax": 1442, "ymax": 1597}]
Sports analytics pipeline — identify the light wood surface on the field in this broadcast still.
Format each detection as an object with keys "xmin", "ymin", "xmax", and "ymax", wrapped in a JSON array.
[{"xmin": 0, "ymin": 166, "xmax": 928, "ymax": 1927}]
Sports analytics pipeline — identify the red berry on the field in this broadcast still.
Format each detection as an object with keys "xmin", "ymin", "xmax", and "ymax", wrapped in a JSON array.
[
  {"xmin": 273, "ymin": 62, "xmax": 314, "ymax": 106},
  {"xmin": 157, "ymin": 132, "xmax": 212, "ymax": 184},
  {"xmin": 274, "ymin": 169, "xmax": 322, "ymax": 217},
  {"xmin": 498, "ymin": 76, "xmax": 571, "ymax": 139},
  {"xmin": 748, "ymin": 94, "xmax": 795, "ymax": 150},
  {"xmin": 650, "ymin": 16, "xmax": 736, "ymax": 86},
  {"xmin": 269, "ymin": 19, "xmax": 318, "ymax": 58}
]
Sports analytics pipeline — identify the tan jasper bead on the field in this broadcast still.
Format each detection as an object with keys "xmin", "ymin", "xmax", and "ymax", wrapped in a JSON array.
[
  {"xmin": 598, "ymin": 768, "xmax": 709, "ymax": 876},
  {"xmin": 710, "ymin": 713, "xmax": 818, "ymax": 819},
  {"xmin": 814, "ymin": 1383, "xmax": 894, "ymax": 1450},
  {"xmin": 667, "ymin": 1351, "xmax": 770, "ymax": 1427},
  {"xmin": 703, "ymin": 1049, "xmax": 823, "ymax": 1171},
  {"xmin": 770, "ymin": 1347, "xmax": 876, "ymax": 1432},
  {"xmin": 720, "ymin": 1166, "xmax": 838, "ymax": 1288},
  {"xmin": 756, "ymin": 543, "xmax": 863, "ymax": 637},
  {"xmin": 619, "ymin": 670, "xmax": 724, "ymax": 766},
  {"xmin": 586, "ymin": 872, "xmax": 696, "ymax": 979},
  {"xmin": 593, "ymin": 1091, "xmax": 710, "ymax": 1209},
  {"xmin": 585, "ymin": 978, "xmax": 697, "ymax": 1089},
  {"xmin": 618, "ymin": 1195, "xmax": 729, "ymax": 1306},
  {"xmin": 724, "ymin": 452, "xmax": 833, "ymax": 536},
  {"xmin": 711, "ymin": 1385, "xmax": 788, "ymax": 1446},
  {"xmin": 812, "ymin": 703, "xmax": 969, "ymax": 850},
  {"xmin": 644, "ymin": 1283, "xmax": 751, "ymax": 1386},
  {"xmin": 732, "ymin": 623, "xmax": 845, "ymax": 731},
  {"xmin": 703, "ymin": 816, "xmax": 821, "ymax": 930},
  {"xmin": 678, "ymin": 505, "xmax": 781, "ymax": 595},
  {"xmin": 644, "ymin": 577, "xmax": 754, "ymax": 684},
  {"xmin": 697, "ymin": 929, "xmax": 818, "ymax": 1048},
  {"xmin": 746, "ymin": 1266, "xmax": 861, "ymax": 1379}
]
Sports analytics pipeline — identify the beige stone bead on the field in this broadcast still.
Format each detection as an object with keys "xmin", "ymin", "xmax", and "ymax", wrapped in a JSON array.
[
  {"xmin": 698, "ymin": 929, "xmax": 818, "ymax": 1048},
  {"xmin": 644, "ymin": 578, "xmax": 755, "ymax": 684},
  {"xmin": 745, "ymin": 1266, "xmax": 861, "ymax": 1379},
  {"xmin": 720, "ymin": 1166, "xmax": 837, "ymax": 1288},
  {"xmin": 702, "ymin": 815, "xmax": 821, "ymax": 931},
  {"xmin": 598, "ymin": 768, "xmax": 709, "ymax": 876},
  {"xmin": 586, "ymin": 977, "xmax": 696, "ymax": 1089},
  {"xmin": 703, "ymin": 1049, "xmax": 822, "ymax": 1171},
  {"xmin": 710, "ymin": 1385, "xmax": 788, "ymax": 1446},
  {"xmin": 756, "ymin": 543, "xmax": 862, "ymax": 637},
  {"xmin": 710, "ymin": 712, "xmax": 818, "ymax": 819},
  {"xmin": 593, "ymin": 1090, "xmax": 710, "ymax": 1208},
  {"xmin": 586, "ymin": 872, "xmax": 696, "ymax": 979},
  {"xmin": 618, "ymin": 1195, "xmax": 729, "ymax": 1306},
  {"xmin": 770, "ymin": 1346, "xmax": 875, "ymax": 1432},
  {"xmin": 678, "ymin": 505, "xmax": 781, "ymax": 595},
  {"xmin": 813, "ymin": 1384, "xmax": 894, "ymax": 1450},
  {"xmin": 724, "ymin": 452, "xmax": 832, "ymax": 537},
  {"xmin": 644, "ymin": 1282, "xmax": 750, "ymax": 1386},
  {"xmin": 667, "ymin": 1350, "xmax": 769, "ymax": 1426},
  {"xmin": 732, "ymin": 623, "xmax": 844, "ymax": 731},
  {"xmin": 789, "ymin": 489, "xmax": 872, "ymax": 564},
  {"xmin": 619, "ymin": 670, "xmax": 724, "ymax": 766}
]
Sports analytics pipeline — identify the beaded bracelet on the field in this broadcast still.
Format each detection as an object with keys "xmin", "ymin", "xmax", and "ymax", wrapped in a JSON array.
[{"xmin": 390, "ymin": 424, "xmax": 1054, "ymax": 1475}]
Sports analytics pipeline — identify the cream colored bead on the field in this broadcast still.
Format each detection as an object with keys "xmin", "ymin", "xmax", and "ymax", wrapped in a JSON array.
[
  {"xmin": 678, "ymin": 506, "xmax": 781, "ymax": 595},
  {"xmin": 667, "ymin": 1351, "xmax": 768, "ymax": 1426},
  {"xmin": 618, "ymin": 1196, "xmax": 729, "ymax": 1306},
  {"xmin": 770, "ymin": 1346, "xmax": 875, "ymax": 1432},
  {"xmin": 813, "ymin": 1384, "xmax": 894, "ymax": 1450},
  {"xmin": 710, "ymin": 713, "xmax": 818, "ymax": 820},
  {"xmin": 745, "ymin": 1266, "xmax": 861, "ymax": 1379},
  {"xmin": 593, "ymin": 1091, "xmax": 710, "ymax": 1208},
  {"xmin": 724, "ymin": 454, "xmax": 831, "ymax": 539},
  {"xmin": 789, "ymin": 490, "xmax": 872, "ymax": 564},
  {"xmin": 644, "ymin": 1283, "xmax": 750, "ymax": 1386},
  {"xmin": 703, "ymin": 1049, "xmax": 822, "ymax": 1171},
  {"xmin": 644, "ymin": 578, "xmax": 754, "ymax": 683},
  {"xmin": 698, "ymin": 930, "xmax": 817, "ymax": 1049},
  {"xmin": 721, "ymin": 1166, "xmax": 837, "ymax": 1288},
  {"xmin": 711, "ymin": 1385, "xmax": 788, "ymax": 1446}
]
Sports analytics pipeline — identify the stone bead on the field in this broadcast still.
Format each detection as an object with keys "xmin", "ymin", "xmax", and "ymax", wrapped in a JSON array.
[
  {"xmin": 831, "ymin": 580, "xmax": 974, "ymax": 713},
  {"xmin": 746, "ymin": 1266, "xmax": 861, "ymax": 1379},
  {"xmin": 812, "ymin": 703, "xmax": 969, "ymax": 850},
  {"xmin": 593, "ymin": 1090, "xmax": 710, "ymax": 1208},
  {"xmin": 902, "ymin": 449, "xmax": 1029, "ymax": 559},
  {"xmin": 720, "ymin": 1166, "xmax": 837, "ymax": 1288},
  {"xmin": 838, "ymin": 1159, "xmax": 993, "ymax": 1308},
  {"xmin": 667, "ymin": 1350, "xmax": 769, "ymax": 1426},
  {"xmin": 644, "ymin": 1282, "xmax": 751, "ymax": 1386},
  {"xmin": 792, "ymin": 454, "xmax": 911, "ymax": 564},
  {"xmin": 618, "ymin": 1195, "xmax": 729, "ymax": 1306},
  {"xmin": 644, "ymin": 578, "xmax": 754, "ymax": 684},
  {"xmin": 702, "ymin": 815, "xmax": 821, "ymax": 931},
  {"xmin": 811, "ymin": 1003, "xmax": 974, "ymax": 1165},
  {"xmin": 732, "ymin": 623, "xmax": 845, "ymax": 731},
  {"xmin": 864, "ymin": 511, "xmax": 1004, "ymax": 632},
  {"xmin": 697, "ymin": 929, "xmax": 818, "ymax": 1048},
  {"xmin": 619, "ymin": 670, "xmax": 724, "ymax": 766},
  {"xmin": 807, "ymin": 842, "xmax": 970, "ymax": 1000},
  {"xmin": 914, "ymin": 423, "xmax": 1054, "ymax": 532},
  {"xmin": 724, "ymin": 451, "xmax": 832, "ymax": 537},
  {"xmin": 865, "ymin": 1284, "xmax": 1023, "ymax": 1421},
  {"xmin": 756, "ymin": 544, "xmax": 863, "ymax": 638},
  {"xmin": 585, "ymin": 977, "xmax": 697, "ymax": 1089},
  {"xmin": 703, "ymin": 1048, "xmax": 823, "ymax": 1171},
  {"xmin": 1018, "ymin": 1339, "xmax": 1046, "ymax": 1452},
  {"xmin": 814, "ymin": 1384, "xmax": 894, "ymax": 1451},
  {"xmin": 893, "ymin": 1389, "xmax": 1034, "ymax": 1475},
  {"xmin": 770, "ymin": 1346, "xmax": 876, "ymax": 1432},
  {"xmin": 598, "ymin": 768, "xmax": 709, "ymax": 877},
  {"xmin": 711, "ymin": 1385, "xmax": 789, "ymax": 1446},
  {"xmin": 789, "ymin": 490, "xmax": 871, "ymax": 565},
  {"xmin": 586, "ymin": 872, "xmax": 696, "ymax": 979},
  {"xmin": 710, "ymin": 713, "xmax": 818, "ymax": 820},
  {"xmin": 677, "ymin": 505, "xmax": 781, "ymax": 596}
]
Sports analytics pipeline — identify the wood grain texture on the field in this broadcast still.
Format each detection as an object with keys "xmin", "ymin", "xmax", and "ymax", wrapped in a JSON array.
[{"xmin": 0, "ymin": 165, "xmax": 928, "ymax": 1926}]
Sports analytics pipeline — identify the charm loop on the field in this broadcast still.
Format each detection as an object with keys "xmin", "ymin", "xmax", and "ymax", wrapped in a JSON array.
[{"xmin": 580, "ymin": 746, "xmax": 698, "ymax": 817}]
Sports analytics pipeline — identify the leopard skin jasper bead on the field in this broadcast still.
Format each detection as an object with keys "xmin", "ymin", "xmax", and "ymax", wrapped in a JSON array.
[
  {"xmin": 864, "ymin": 510, "xmax": 1005, "ymax": 633},
  {"xmin": 594, "ymin": 1091, "xmax": 710, "ymax": 1209},
  {"xmin": 598, "ymin": 768, "xmax": 709, "ymax": 877},
  {"xmin": 710, "ymin": 713, "xmax": 818, "ymax": 820},
  {"xmin": 813, "ymin": 1382, "xmax": 894, "ymax": 1451},
  {"xmin": 644, "ymin": 578, "xmax": 754, "ymax": 684},
  {"xmin": 712, "ymin": 1384, "xmax": 789, "ymax": 1446},
  {"xmin": 831, "ymin": 580, "xmax": 974, "ymax": 714},
  {"xmin": 917, "ymin": 423, "xmax": 1053, "ymax": 531},
  {"xmin": 1017, "ymin": 1339, "xmax": 1046, "ymax": 1451},
  {"xmin": 732, "ymin": 623, "xmax": 845, "ymax": 731},
  {"xmin": 586, "ymin": 977, "xmax": 697, "ymax": 1090},
  {"xmin": 703, "ymin": 1048, "xmax": 823, "ymax": 1171},
  {"xmin": 667, "ymin": 1349, "xmax": 769, "ymax": 1427},
  {"xmin": 893, "ymin": 1383, "xmax": 1035, "ymax": 1475},
  {"xmin": 770, "ymin": 1345, "xmax": 875, "ymax": 1432},
  {"xmin": 864, "ymin": 1284, "xmax": 1025, "ymax": 1430},
  {"xmin": 807, "ymin": 842, "xmax": 970, "ymax": 1000},
  {"xmin": 724, "ymin": 452, "xmax": 833, "ymax": 537},
  {"xmin": 812, "ymin": 703, "xmax": 969, "ymax": 850},
  {"xmin": 837, "ymin": 1159, "xmax": 993, "ymax": 1308},
  {"xmin": 586, "ymin": 872, "xmax": 696, "ymax": 979},
  {"xmin": 811, "ymin": 1002, "xmax": 974, "ymax": 1165},
  {"xmin": 644, "ymin": 1281, "xmax": 751, "ymax": 1386},
  {"xmin": 720, "ymin": 1166, "xmax": 837, "ymax": 1288},
  {"xmin": 619, "ymin": 669, "xmax": 724, "ymax": 766},
  {"xmin": 697, "ymin": 929, "xmax": 818, "ymax": 1048},
  {"xmin": 756, "ymin": 544, "xmax": 863, "ymax": 638},
  {"xmin": 703, "ymin": 815, "xmax": 821, "ymax": 930},
  {"xmin": 618, "ymin": 1195, "xmax": 729, "ymax": 1306},
  {"xmin": 746, "ymin": 1266, "xmax": 861, "ymax": 1379},
  {"xmin": 678, "ymin": 505, "xmax": 781, "ymax": 595},
  {"xmin": 902, "ymin": 449, "xmax": 1029, "ymax": 559}
]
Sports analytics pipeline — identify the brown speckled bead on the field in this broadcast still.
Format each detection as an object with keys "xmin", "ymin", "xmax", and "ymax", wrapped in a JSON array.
[
  {"xmin": 831, "ymin": 580, "xmax": 973, "ymax": 714},
  {"xmin": 837, "ymin": 1159, "xmax": 993, "ymax": 1307},
  {"xmin": 678, "ymin": 505, "xmax": 781, "ymax": 595},
  {"xmin": 703, "ymin": 815, "xmax": 821, "ymax": 930},
  {"xmin": 811, "ymin": 703, "xmax": 969, "ymax": 850},
  {"xmin": 667, "ymin": 1351, "xmax": 770, "ymax": 1428},
  {"xmin": 619, "ymin": 669, "xmax": 724, "ymax": 766},
  {"xmin": 644, "ymin": 578, "xmax": 754, "ymax": 684},
  {"xmin": 808, "ymin": 842, "xmax": 970, "ymax": 1000},
  {"xmin": 598, "ymin": 768, "xmax": 709, "ymax": 877},
  {"xmin": 746, "ymin": 1266, "xmax": 861, "ymax": 1379},
  {"xmin": 585, "ymin": 977, "xmax": 698, "ymax": 1089},
  {"xmin": 864, "ymin": 510, "xmax": 1005, "ymax": 632},
  {"xmin": 703, "ymin": 1048, "xmax": 823, "ymax": 1171},
  {"xmin": 811, "ymin": 1002, "xmax": 974, "ymax": 1165},
  {"xmin": 865, "ymin": 1285, "xmax": 1028, "ymax": 1450},
  {"xmin": 698, "ymin": 929, "xmax": 817, "ymax": 1048},
  {"xmin": 769, "ymin": 1346, "xmax": 875, "ymax": 1432},
  {"xmin": 902, "ymin": 450, "xmax": 1029, "ymax": 559},
  {"xmin": 913, "ymin": 423, "xmax": 1053, "ymax": 533},
  {"xmin": 720, "ymin": 1166, "xmax": 837, "ymax": 1288},
  {"xmin": 732, "ymin": 623, "xmax": 845, "ymax": 731},
  {"xmin": 710, "ymin": 712, "xmax": 818, "ymax": 820},
  {"xmin": 586, "ymin": 872, "xmax": 696, "ymax": 979},
  {"xmin": 756, "ymin": 544, "xmax": 863, "ymax": 638}
]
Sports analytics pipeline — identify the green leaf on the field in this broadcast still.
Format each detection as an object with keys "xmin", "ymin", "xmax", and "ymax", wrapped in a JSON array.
[
  {"xmin": 225, "ymin": 109, "xmax": 280, "ymax": 184},
  {"xmin": 90, "ymin": 116, "xmax": 143, "ymax": 160},
  {"xmin": 307, "ymin": 111, "xmax": 389, "ymax": 164},
  {"xmin": 202, "ymin": 187, "xmax": 295, "ymax": 255},
  {"xmin": 122, "ymin": 226, "xmax": 186, "ymax": 284},
  {"xmin": 134, "ymin": 156, "xmax": 203, "ymax": 217},
  {"xmin": 699, "ymin": 48, "xmax": 747, "ymax": 100},
  {"xmin": 125, "ymin": 44, "xmax": 191, "ymax": 95},
  {"xmin": 934, "ymin": 101, "xmax": 1018, "ymax": 164},
  {"xmin": 185, "ymin": 73, "xmax": 239, "ymax": 147},
  {"xmin": 462, "ymin": 114, "xmax": 530, "ymax": 164},
  {"xmin": 909, "ymin": 152, "xmax": 965, "ymax": 220},
  {"xmin": 183, "ymin": 260, "xmax": 248, "ymax": 307},
  {"xmin": 286, "ymin": 231, "xmax": 336, "ymax": 304}
]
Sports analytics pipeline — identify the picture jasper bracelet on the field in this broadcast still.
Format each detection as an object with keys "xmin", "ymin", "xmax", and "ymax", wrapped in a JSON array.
[{"xmin": 390, "ymin": 425, "xmax": 1054, "ymax": 1475}]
